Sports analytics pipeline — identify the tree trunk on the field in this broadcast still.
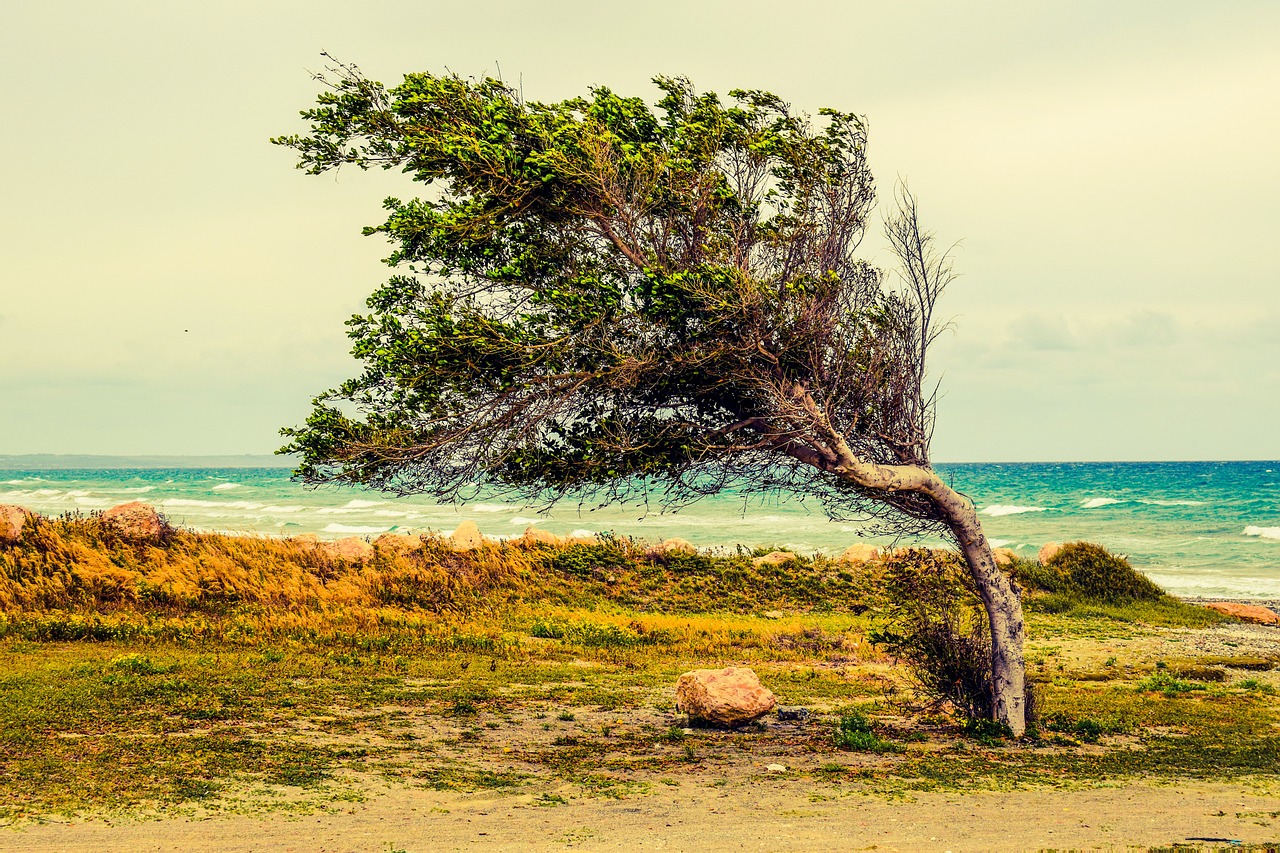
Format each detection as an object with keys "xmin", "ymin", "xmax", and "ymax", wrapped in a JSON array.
[
  {"xmin": 824, "ymin": 456, "xmax": 1028, "ymax": 735},
  {"xmin": 932, "ymin": 484, "xmax": 1028, "ymax": 736}
]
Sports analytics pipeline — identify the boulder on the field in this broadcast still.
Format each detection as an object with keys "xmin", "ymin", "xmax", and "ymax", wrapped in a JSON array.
[
  {"xmin": 657, "ymin": 537, "xmax": 697, "ymax": 554},
  {"xmin": 675, "ymin": 666, "xmax": 777, "ymax": 728},
  {"xmin": 1202, "ymin": 602, "xmax": 1280, "ymax": 626},
  {"xmin": 752, "ymin": 550, "xmax": 798, "ymax": 567},
  {"xmin": 375, "ymin": 532, "xmax": 423, "ymax": 555},
  {"xmin": 323, "ymin": 537, "xmax": 375, "ymax": 561},
  {"xmin": 838, "ymin": 543, "xmax": 879, "ymax": 564},
  {"xmin": 1038, "ymin": 541, "xmax": 1063, "ymax": 564},
  {"xmin": 993, "ymin": 547, "xmax": 1017, "ymax": 567},
  {"xmin": 0, "ymin": 505, "xmax": 35, "ymax": 543},
  {"xmin": 293, "ymin": 533, "xmax": 320, "ymax": 549},
  {"xmin": 521, "ymin": 526, "xmax": 563, "ymax": 547},
  {"xmin": 448, "ymin": 520, "xmax": 487, "ymax": 550},
  {"xmin": 102, "ymin": 501, "xmax": 165, "ymax": 539}
]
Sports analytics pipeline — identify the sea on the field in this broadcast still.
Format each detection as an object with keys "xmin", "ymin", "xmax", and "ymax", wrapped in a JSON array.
[{"xmin": 1, "ymin": 460, "xmax": 1277, "ymax": 601}]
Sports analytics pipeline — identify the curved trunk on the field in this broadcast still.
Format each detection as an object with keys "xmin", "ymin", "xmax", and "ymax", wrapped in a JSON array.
[
  {"xmin": 932, "ymin": 484, "xmax": 1028, "ymax": 736},
  {"xmin": 826, "ymin": 457, "xmax": 1027, "ymax": 735}
]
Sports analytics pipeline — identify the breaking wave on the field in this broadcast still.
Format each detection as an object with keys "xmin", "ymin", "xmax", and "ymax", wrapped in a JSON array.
[
  {"xmin": 322, "ymin": 523, "xmax": 390, "ymax": 534},
  {"xmin": 1244, "ymin": 526, "xmax": 1280, "ymax": 540},
  {"xmin": 981, "ymin": 505, "xmax": 1046, "ymax": 517},
  {"xmin": 1081, "ymin": 497, "xmax": 1123, "ymax": 509}
]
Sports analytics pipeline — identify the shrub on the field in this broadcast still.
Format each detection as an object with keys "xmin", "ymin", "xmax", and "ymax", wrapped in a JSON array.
[
  {"xmin": 870, "ymin": 549, "xmax": 995, "ymax": 723},
  {"xmin": 1040, "ymin": 542, "xmax": 1163, "ymax": 602},
  {"xmin": 833, "ymin": 710, "xmax": 901, "ymax": 753}
]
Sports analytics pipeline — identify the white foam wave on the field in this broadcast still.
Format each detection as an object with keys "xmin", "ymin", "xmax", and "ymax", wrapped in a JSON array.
[
  {"xmin": 212, "ymin": 483, "xmax": 239, "ymax": 491},
  {"xmin": 260, "ymin": 505, "xmax": 304, "ymax": 513},
  {"xmin": 511, "ymin": 516, "xmax": 541, "ymax": 526},
  {"xmin": 161, "ymin": 499, "xmax": 265, "ymax": 510},
  {"xmin": 981, "ymin": 505, "xmax": 1046, "ymax": 517},
  {"xmin": 1140, "ymin": 499, "xmax": 1204, "ymax": 507},
  {"xmin": 74, "ymin": 496, "xmax": 108, "ymax": 506},
  {"xmin": 343, "ymin": 499, "xmax": 381, "ymax": 509},
  {"xmin": 374, "ymin": 510, "xmax": 410, "ymax": 518},
  {"xmin": 468, "ymin": 503, "xmax": 511, "ymax": 513},
  {"xmin": 1081, "ymin": 497, "xmax": 1122, "ymax": 509},
  {"xmin": 1244, "ymin": 526, "xmax": 1280, "ymax": 540},
  {"xmin": 322, "ymin": 523, "xmax": 389, "ymax": 534},
  {"xmin": 570, "ymin": 528, "xmax": 595, "ymax": 538},
  {"xmin": 989, "ymin": 539, "xmax": 1011, "ymax": 548},
  {"xmin": 117, "ymin": 486, "xmax": 157, "ymax": 494}
]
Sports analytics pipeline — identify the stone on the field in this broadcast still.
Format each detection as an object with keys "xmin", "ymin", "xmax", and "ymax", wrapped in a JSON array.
[
  {"xmin": 838, "ymin": 543, "xmax": 879, "ymax": 564},
  {"xmin": 761, "ymin": 610, "xmax": 784, "ymax": 620},
  {"xmin": 1038, "ymin": 541, "xmax": 1063, "ymax": 564},
  {"xmin": 675, "ymin": 666, "xmax": 777, "ymax": 728},
  {"xmin": 993, "ymin": 547, "xmax": 1017, "ymax": 567},
  {"xmin": 776, "ymin": 706, "xmax": 811, "ymax": 722},
  {"xmin": 766, "ymin": 763, "xmax": 787, "ymax": 772},
  {"xmin": 102, "ymin": 501, "xmax": 165, "ymax": 539},
  {"xmin": 375, "ymin": 532, "xmax": 423, "ymax": 555},
  {"xmin": 521, "ymin": 526, "xmax": 563, "ymax": 547},
  {"xmin": 1202, "ymin": 602, "xmax": 1280, "ymax": 625},
  {"xmin": 657, "ymin": 537, "xmax": 697, "ymax": 554},
  {"xmin": 0, "ymin": 505, "xmax": 35, "ymax": 543},
  {"xmin": 752, "ymin": 550, "xmax": 797, "ymax": 567},
  {"xmin": 448, "ymin": 520, "xmax": 487, "ymax": 550},
  {"xmin": 323, "ymin": 537, "xmax": 375, "ymax": 561}
]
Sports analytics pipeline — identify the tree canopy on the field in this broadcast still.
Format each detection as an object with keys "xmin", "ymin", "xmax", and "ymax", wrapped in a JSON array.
[{"xmin": 274, "ymin": 59, "xmax": 952, "ymax": 531}]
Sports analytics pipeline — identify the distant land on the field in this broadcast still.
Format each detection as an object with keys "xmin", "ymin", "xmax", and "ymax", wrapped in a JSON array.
[{"xmin": 0, "ymin": 454, "xmax": 299, "ymax": 470}]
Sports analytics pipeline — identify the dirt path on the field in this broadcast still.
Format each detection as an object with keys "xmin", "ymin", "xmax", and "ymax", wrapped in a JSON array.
[{"xmin": 4, "ymin": 779, "xmax": 1278, "ymax": 852}]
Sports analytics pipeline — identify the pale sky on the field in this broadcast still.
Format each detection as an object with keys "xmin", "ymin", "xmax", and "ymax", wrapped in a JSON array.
[{"xmin": 2, "ymin": 1, "xmax": 1277, "ymax": 462}]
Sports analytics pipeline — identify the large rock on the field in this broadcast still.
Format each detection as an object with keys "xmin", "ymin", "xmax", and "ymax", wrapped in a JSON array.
[
  {"xmin": 675, "ymin": 666, "xmax": 777, "ymax": 728},
  {"xmin": 838, "ymin": 544, "xmax": 879, "ymax": 564},
  {"xmin": 993, "ymin": 547, "xmax": 1017, "ymax": 567},
  {"xmin": 102, "ymin": 501, "xmax": 165, "ymax": 539},
  {"xmin": 657, "ymin": 537, "xmax": 697, "ymax": 554},
  {"xmin": 1038, "ymin": 541, "xmax": 1063, "ymax": 564},
  {"xmin": 448, "ymin": 520, "xmax": 487, "ymax": 550},
  {"xmin": 323, "ymin": 537, "xmax": 375, "ymax": 561},
  {"xmin": 752, "ymin": 550, "xmax": 797, "ymax": 567},
  {"xmin": 0, "ymin": 505, "xmax": 35, "ymax": 543},
  {"xmin": 521, "ymin": 526, "xmax": 563, "ymax": 547},
  {"xmin": 1203, "ymin": 602, "xmax": 1280, "ymax": 625},
  {"xmin": 375, "ymin": 532, "xmax": 423, "ymax": 555}
]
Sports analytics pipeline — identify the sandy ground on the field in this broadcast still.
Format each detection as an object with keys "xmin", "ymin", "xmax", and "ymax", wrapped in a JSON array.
[{"xmin": 3, "ymin": 779, "xmax": 1279, "ymax": 852}]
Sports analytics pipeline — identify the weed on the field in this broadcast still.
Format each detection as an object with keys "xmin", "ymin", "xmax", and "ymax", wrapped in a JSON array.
[{"xmin": 834, "ymin": 710, "xmax": 902, "ymax": 753}]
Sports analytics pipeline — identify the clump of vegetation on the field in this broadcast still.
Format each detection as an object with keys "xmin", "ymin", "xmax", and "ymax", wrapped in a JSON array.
[
  {"xmin": 869, "ymin": 549, "xmax": 995, "ymax": 724},
  {"xmin": 833, "ymin": 709, "xmax": 901, "ymax": 753},
  {"xmin": 1021, "ymin": 542, "xmax": 1162, "ymax": 602}
]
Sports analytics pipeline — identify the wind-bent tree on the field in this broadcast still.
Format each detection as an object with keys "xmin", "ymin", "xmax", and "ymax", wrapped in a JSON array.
[{"xmin": 274, "ymin": 59, "xmax": 1028, "ymax": 734}]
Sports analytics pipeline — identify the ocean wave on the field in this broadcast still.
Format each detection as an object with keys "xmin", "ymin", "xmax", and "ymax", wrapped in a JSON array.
[
  {"xmin": 981, "ymin": 505, "xmax": 1046, "ymax": 517},
  {"xmin": 468, "ymin": 503, "xmax": 511, "ymax": 513},
  {"xmin": 260, "ymin": 505, "xmax": 304, "ymax": 513},
  {"xmin": 160, "ymin": 499, "xmax": 266, "ymax": 510},
  {"xmin": 322, "ymin": 523, "xmax": 390, "ymax": 534},
  {"xmin": 511, "ymin": 516, "xmax": 541, "ymax": 526},
  {"xmin": 1081, "ymin": 497, "xmax": 1123, "ymax": 509},
  {"xmin": 1140, "ymin": 499, "xmax": 1204, "ymax": 507},
  {"xmin": 989, "ymin": 539, "xmax": 1011, "ymax": 548},
  {"xmin": 1244, "ymin": 526, "xmax": 1280, "ymax": 540},
  {"xmin": 374, "ymin": 510, "xmax": 410, "ymax": 518},
  {"xmin": 343, "ymin": 499, "xmax": 381, "ymax": 509},
  {"xmin": 115, "ymin": 486, "xmax": 157, "ymax": 494},
  {"xmin": 570, "ymin": 528, "xmax": 595, "ymax": 538},
  {"xmin": 212, "ymin": 483, "xmax": 239, "ymax": 491}
]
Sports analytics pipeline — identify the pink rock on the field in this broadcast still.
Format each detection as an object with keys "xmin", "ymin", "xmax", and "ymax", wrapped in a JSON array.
[
  {"xmin": 448, "ymin": 520, "xmax": 487, "ymax": 550},
  {"xmin": 521, "ymin": 526, "xmax": 563, "ymax": 547},
  {"xmin": 0, "ymin": 505, "xmax": 35, "ymax": 543},
  {"xmin": 657, "ymin": 538, "xmax": 697, "ymax": 554},
  {"xmin": 993, "ymin": 547, "xmax": 1017, "ymax": 567},
  {"xmin": 675, "ymin": 666, "xmax": 777, "ymax": 728},
  {"xmin": 752, "ymin": 551, "xmax": 798, "ymax": 567},
  {"xmin": 323, "ymin": 537, "xmax": 375, "ymax": 561},
  {"xmin": 838, "ymin": 544, "xmax": 879, "ymax": 564},
  {"xmin": 102, "ymin": 501, "xmax": 165, "ymax": 539},
  {"xmin": 375, "ymin": 533, "xmax": 423, "ymax": 555},
  {"xmin": 1203, "ymin": 602, "xmax": 1280, "ymax": 625},
  {"xmin": 1038, "ymin": 542, "xmax": 1063, "ymax": 564}
]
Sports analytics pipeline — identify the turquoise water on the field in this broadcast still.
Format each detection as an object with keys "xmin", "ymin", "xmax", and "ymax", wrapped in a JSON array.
[{"xmin": 2, "ymin": 461, "xmax": 1277, "ymax": 600}]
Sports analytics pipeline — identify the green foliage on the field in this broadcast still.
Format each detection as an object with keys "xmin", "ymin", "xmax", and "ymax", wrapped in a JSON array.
[
  {"xmin": 1024, "ymin": 543, "xmax": 1162, "ymax": 602},
  {"xmin": 833, "ymin": 709, "xmax": 901, "ymax": 753},
  {"xmin": 1136, "ymin": 670, "xmax": 1206, "ymax": 697},
  {"xmin": 870, "ymin": 549, "xmax": 994, "ymax": 722}
]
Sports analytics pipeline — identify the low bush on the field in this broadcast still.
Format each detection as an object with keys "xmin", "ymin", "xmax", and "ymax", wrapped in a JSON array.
[
  {"xmin": 833, "ymin": 709, "xmax": 901, "ymax": 753},
  {"xmin": 1031, "ymin": 542, "xmax": 1163, "ymax": 602}
]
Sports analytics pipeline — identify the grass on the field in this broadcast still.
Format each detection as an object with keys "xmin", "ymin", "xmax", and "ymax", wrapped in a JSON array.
[{"xmin": 0, "ymin": 515, "xmax": 1276, "ymax": 822}]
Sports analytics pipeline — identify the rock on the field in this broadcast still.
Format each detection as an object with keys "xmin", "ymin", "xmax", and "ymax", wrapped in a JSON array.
[
  {"xmin": 323, "ymin": 537, "xmax": 375, "ymax": 561},
  {"xmin": 838, "ymin": 543, "xmax": 879, "ymax": 564},
  {"xmin": 375, "ymin": 532, "xmax": 423, "ymax": 555},
  {"xmin": 657, "ymin": 537, "xmax": 697, "ymax": 554},
  {"xmin": 521, "ymin": 526, "xmax": 563, "ymax": 547},
  {"xmin": 752, "ymin": 550, "xmax": 797, "ymax": 567},
  {"xmin": 102, "ymin": 501, "xmax": 165, "ymax": 539},
  {"xmin": 0, "ymin": 505, "xmax": 35, "ymax": 543},
  {"xmin": 766, "ymin": 763, "xmax": 787, "ymax": 772},
  {"xmin": 993, "ymin": 547, "xmax": 1017, "ymax": 567},
  {"xmin": 761, "ymin": 610, "xmax": 784, "ymax": 620},
  {"xmin": 1202, "ymin": 602, "xmax": 1280, "ymax": 626},
  {"xmin": 448, "ymin": 520, "xmax": 487, "ymax": 550},
  {"xmin": 675, "ymin": 666, "xmax": 777, "ymax": 728},
  {"xmin": 293, "ymin": 533, "xmax": 320, "ymax": 549},
  {"xmin": 1038, "ymin": 541, "xmax": 1063, "ymax": 564},
  {"xmin": 776, "ymin": 706, "xmax": 810, "ymax": 722}
]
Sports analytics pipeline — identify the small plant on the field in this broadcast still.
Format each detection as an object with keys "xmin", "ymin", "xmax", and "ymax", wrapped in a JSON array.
[
  {"xmin": 1235, "ymin": 678, "xmax": 1277, "ymax": 695},
  {"xmin": 963, "ymin": 717, "xmax": 1013, "ymax": 746},
  {"xmin": 833, "ymin": 710, "xmax": 901, "ymax": 753},
  {"xmin": 1136, "ymin": 670, "xmax": 1205, "ymax": 697},
  {"xmin": 557, "ymin": 710, "xmax": 575, "ymax": 722},
  {"xmin": 659, "ymin": 725, "xmax": 686, "ymax": 743}
]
